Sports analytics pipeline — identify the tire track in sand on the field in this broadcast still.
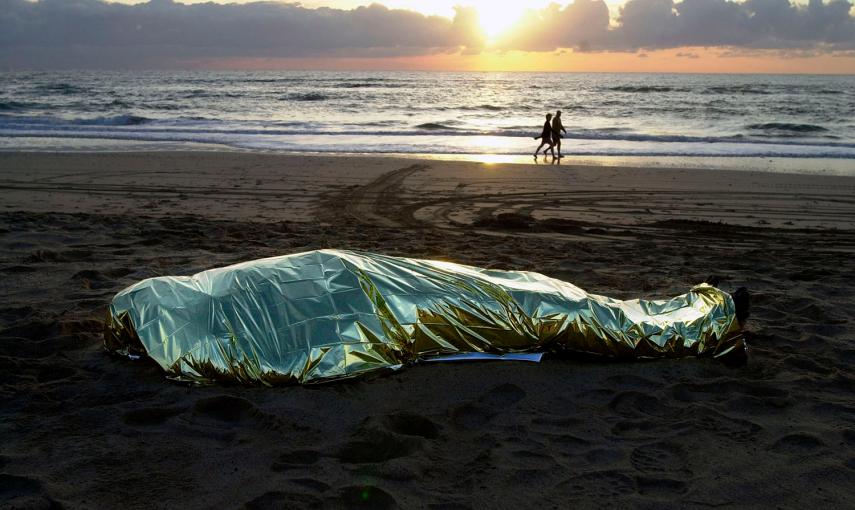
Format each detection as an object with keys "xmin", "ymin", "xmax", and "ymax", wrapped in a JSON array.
[
  {"xmin": 342, "ymin": 164, "xmax": 429, "ymax": 228},
  {"xmin": 329, "ymin": 164, "xmax": 855, "ymax": 252}
]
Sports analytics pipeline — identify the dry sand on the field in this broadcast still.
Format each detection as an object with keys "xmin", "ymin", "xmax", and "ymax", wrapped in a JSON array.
[{"xmin": 1, "ymin": 151, "xmax": 854, "ymax": 509}]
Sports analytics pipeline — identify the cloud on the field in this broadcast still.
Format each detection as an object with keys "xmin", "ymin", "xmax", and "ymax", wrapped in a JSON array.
[
  {"xmin": 492, "ymin": 0, "xmax": 611, "ymax": 52},
  {"xmin": 609, "ymin": 0, "xmax": 855, "ymax": 51},
  {"xmin": 496, "ymin": 0, "xmax": 854, "ymax": 53},
  {"xmin": 0, "ymin": 0, "xmax": 853, "ymax": 68},
  {"xmin": 450, "ymin": 6, "xmax": 487, "ymax": 54},
  {"xmin": 0, "ymin": 0, "xmax": 483, "ymax": 68}
]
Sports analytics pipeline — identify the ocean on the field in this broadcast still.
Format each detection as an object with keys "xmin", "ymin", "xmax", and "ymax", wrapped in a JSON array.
[{"xmin": 2, "ymin": 70, "xmax": 854, "ymax": 169}]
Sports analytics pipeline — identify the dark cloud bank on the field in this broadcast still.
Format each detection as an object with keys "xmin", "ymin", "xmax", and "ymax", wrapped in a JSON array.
[{"xmin": 0, "ymin": 0, "xmax": 853, "ymax": 68}]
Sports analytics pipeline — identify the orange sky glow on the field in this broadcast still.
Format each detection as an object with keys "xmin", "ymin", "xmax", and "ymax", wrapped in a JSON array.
[
  {"xmin": 68, "ymin": 1, "xmax": 855, "ymax": 73},
  {"xmin": 192, "ymin": 49, "xmax": 855, "ymax": 74}
]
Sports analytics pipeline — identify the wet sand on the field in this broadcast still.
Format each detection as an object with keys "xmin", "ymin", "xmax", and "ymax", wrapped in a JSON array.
[{"xmin": 1, "ymin": 152, "xmax": 854, "ymax": 509}]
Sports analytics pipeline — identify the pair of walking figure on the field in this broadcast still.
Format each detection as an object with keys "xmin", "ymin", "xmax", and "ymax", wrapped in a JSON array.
[{"xmin": 534, "ymin": 110, "xmax": 565, "ymax": 159}]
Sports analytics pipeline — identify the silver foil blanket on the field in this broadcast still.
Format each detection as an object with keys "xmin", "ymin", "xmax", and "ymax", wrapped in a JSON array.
[{"xmin": 105, "ymin": 249, "xmax": 744, "ymax": 385}]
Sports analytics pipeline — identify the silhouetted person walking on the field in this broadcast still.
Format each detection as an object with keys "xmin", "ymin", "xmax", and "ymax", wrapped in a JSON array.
[
  {"xmin": 552, "ymin": 110, "xmax": 566, "ymax": 158},
  {"xmin": 534, "ymin": 113, "xmax": 555, "ymax": 159}
]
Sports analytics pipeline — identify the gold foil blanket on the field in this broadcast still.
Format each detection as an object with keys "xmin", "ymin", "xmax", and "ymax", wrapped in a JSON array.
[{"xmin": 105, "ymin": 249, "xmax": 744, "ymax": 385}]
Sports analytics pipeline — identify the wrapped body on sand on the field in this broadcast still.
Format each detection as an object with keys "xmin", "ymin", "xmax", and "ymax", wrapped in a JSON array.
[{"xmin": 105, "ymin": 249, "xmax": 747, "ymax": 385}]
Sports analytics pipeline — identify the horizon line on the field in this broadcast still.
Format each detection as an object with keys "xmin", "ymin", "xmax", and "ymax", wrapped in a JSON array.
[{"xmin": 3, "ymin": 67, "xmax": 854, "ymax": 76}]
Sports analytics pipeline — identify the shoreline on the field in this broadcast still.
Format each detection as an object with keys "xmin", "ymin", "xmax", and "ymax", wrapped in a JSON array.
[{"xmin": 1, "ymin": 141, "xmax": 854, "ymax": 176}]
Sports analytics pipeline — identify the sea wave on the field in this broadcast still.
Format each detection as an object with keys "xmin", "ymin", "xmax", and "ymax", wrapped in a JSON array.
[
  {"xmin": 747, "ymin": 122, "xmax": 829, "ymax": 133},
  {"xmin": 108, "ymin": 99, "xmax": 133, "ymax": 108},
  {"xmin": 0, "ymin": 101, "xmax": 41, "ymax": 111},
  {"xmin": 138, "ymin": 103, "xmax": 183, "ymax": 111},
  {"xmin": 3, "ymin": 129, "xmax": 855, "ymax": 159},
  {"xmin": 2, "ymin": 70, "xmax": 852, "ymax": 164},
  {"xmin": 334, "ymin": 82, "xmax": 406, "ymax": 89},
  {"xmin": 416, "ymin": 122, "xmax": 460, "ymax": 131},
  {"xmin": 471, "ymin": 104, "xmax": 505, "ymax": 111},
  {"xmin": 33, "ymin": 83, "xmax": 88, "ymax": 95},
  {"xmin": 2, "ymin": 114, "xmax": 155, "ymax": 126},
  {"xmin": 182, "ymin": 90, "xmax": 243, "ymax": 99},
  {"xmin": 283, "ymin": 92, "xmax": 331, "ymax": 102},
  {"xmin": 335, "ymin": 83, "xmax": 376, "ymax": 88},
  {"xmin": 707, "ymin": 85, "xmax": 771, "ymax": 95},
  {"xmin": 2, "ymin": 116, "xmax": 853, "ymax": 151},
  {"xmin": 607, "ymin": 86, "xmax": 680, "ymax": 93},
  {"xmin": 78, "ymin": 115, "xmax": 152, "ymax": 126}
]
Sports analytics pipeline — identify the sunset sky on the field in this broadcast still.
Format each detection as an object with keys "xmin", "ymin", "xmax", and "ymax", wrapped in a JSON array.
[{"xmin": 2, "ymin": 0, "xmax": 854, "ymax": 73}]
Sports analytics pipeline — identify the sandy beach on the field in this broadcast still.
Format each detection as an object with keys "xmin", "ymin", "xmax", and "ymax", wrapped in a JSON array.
[{"xmin": 2, "ymin": 151, "xmax": 854, "ymax": 509}]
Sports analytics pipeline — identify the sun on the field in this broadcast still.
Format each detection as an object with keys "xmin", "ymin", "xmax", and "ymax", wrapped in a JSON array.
[{"xmin": 474, "ymin": 4, "xmax": 526, "ymax": 41}]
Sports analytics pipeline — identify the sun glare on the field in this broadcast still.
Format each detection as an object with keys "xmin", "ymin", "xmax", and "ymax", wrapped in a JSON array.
[{"xmin": 475, "ymin": 4, "xmax": 526, "ymax": 41}]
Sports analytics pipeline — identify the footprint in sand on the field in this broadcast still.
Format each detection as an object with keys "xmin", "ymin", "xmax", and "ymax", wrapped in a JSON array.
[
  {"xmin": 330, "ymin": 485, "xmax": 397, "ymax": 510},
  {"xmin": 289, "ymin": 478, "xmax": 331, "ymax": 493},
  {"xmin": 2, "ymin": 319, "xmax": 60, "ymax": 349},
  {"xmin": 635, "ymin": 476, "xmax": 688, "ymax": 497},
  {"xmin": 672, "ymin": 380, "xmax": 792, "ymax": 413},
  {"xmin": 270, "ymin": 450, "xmax": 321, "ymax": 472},
  {"xmin": 603, "ymin": 374, "xmax": 660, "ymax": 391},
  {"xmin": 35, "ymin": 365, "xmax": 77, "ymax": 383},
  {"xmin": 243, "ymin": 490, "xmax": 324, "ymax": 510},
  {"xmin": 689, "ymin": 407, "xmax": 764, "ymax": 444},
  {"xmin": 122, "ymin": 406, "xmax": 186, "ymax": 426},
  {"xmin": 0, "ymin": 265, "xmax": 37, "ymax": 274},
  {"xmin": 613, "ymin": 405, "xmax": 762, "ymax": 444},
  {"xmin": 382, "ymin": 413, "xmax": 440, "ymax": 439},
  {"xmin": 337, "ymin": 431, "xmax": 416, "ymax": 464},
  {"xmin": 582, "ymin": 448, "xmax": 625, "ymax": 465},
  {"xmin": 71, "ymin": 269, "xmax": 117, "ymax": 290},
  {"xmin": 336, "ymin": 413, "xmax": 440, "ymax": 464},
  {"xmin": 194, "ymin": 395, "xmax": 259, "ymax": 422},
  {"xmin": 508, "ymin": 449, "xmax": 555, "ymax": 464},
  {"xmin": 608, "ymin": 390, "xmax": 674, "ymax": 418},
  {"xmin": 427, "ymin": 503, "xmax": 473, "ymax": 510},
  {"xmin": 782, "ymin": 355, "xmax": 834, "ymax": 376},
  {"xmin": 555, "ymin": 470, "xmax": 637, "ymax": 499},
  {"xmin": 630, "ymin": 441, "xmax": 689, "ymax": 474},
  {"xmin": 771, "ymin": 433, "xmax": 827, "ymax": 454},
  {"xmin": 0, "ymin": 474, "xmax": 60, "ymax": 509},
  {"xmin": 545, "ymin": 434, "xmax": 590, "ymax": 453},
  {"xmin": 529, "ymin": 415, "xmax": 584, "ymax": 431},
  {"xmin": 174, "ymin": 395, "xmax": 287, "ymax": 442},
  {"xmin": 450, "ymin": 383, "xmax": 527, "ymax": 431},
  {"xmin": 630, "ymin": 441, "xmax": 692, "ymax": 496}
]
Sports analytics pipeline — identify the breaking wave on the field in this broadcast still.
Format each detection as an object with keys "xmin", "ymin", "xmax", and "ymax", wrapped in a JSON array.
[
  {"xmin": 284, "ymin": 92, "xmax": 331, "ymax": 102},
  {"xmin": 607, "ymin": 86, "xmax": 679, "ymax": 93},
  {"xmin": 77, "ymin": 115, "xmax": 152, "ymax": 126},
  {"xmin": 707, "ymin": 85, "xmax": 772, "ymax": 95},
  {"xmin": 34, "ymin": 83, "xmax": 88, "ymax": 95},
  {"xmin": 0, "ymin": 101, "xmax": 40, "ymax": 111},
  {"xmin": 415, "ymin": 123, "xmax": 460, "ymax": 131},
  {"xmin": 747, "ymin": 123, "xmax": 829, "ymax": 133}
]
